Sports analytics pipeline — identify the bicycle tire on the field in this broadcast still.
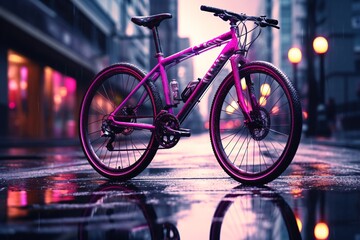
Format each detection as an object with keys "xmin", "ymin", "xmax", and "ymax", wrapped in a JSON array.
[
  {"xmin": 210, "ymin": 61, "xmax": 302, "ymax": 185},
  {"xmin": 79, "ymin": 63, "xmax": 162, "ymax": 180}
]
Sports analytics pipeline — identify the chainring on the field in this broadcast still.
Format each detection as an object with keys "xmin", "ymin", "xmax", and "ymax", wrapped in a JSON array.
[{"xmin": 155, "ymin": 111, "xmax": 180, "ymax": 148}]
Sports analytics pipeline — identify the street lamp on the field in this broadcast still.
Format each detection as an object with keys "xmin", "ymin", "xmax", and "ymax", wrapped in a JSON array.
[
  {"xmin": 288, "ymin": 47, "xmax": 302, "ymax": 90},
  {"xmin": 313, "ymin": 36, "xmax": 328, "ymax": 104}
]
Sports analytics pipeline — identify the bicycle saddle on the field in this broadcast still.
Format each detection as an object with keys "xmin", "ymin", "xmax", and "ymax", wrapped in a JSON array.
[{"xmin": 131, "ymin": 13, "xmax": 172, "ymax": 29}]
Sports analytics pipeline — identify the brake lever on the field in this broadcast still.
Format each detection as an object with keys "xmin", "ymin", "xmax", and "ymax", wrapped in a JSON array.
[
  {"xmin": 257, "ymin": 21, "xmax": 280, "ymax": 29},
  {"xmin": 268, "ymin": 23, "xmax": 280, "ymax": 29}
]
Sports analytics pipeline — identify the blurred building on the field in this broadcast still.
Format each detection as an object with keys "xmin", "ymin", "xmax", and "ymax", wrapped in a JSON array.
[
  {"xmin": 149, "ymin": 0, "xmax": 179, "ymax": 78},
  {"xmin": 0, "ymin": 0, "xmax": 149, "ymax": 142},
  {"xmin": 315, "ymin": 0, "xmax": 360, "ymax": 130},
  {"xmin": 117, "ymin": 0, "xmax": 150, "ymax": 70},
  {"xmin": 253, "ymin": 0, "xmax": 360, "ymax": 133},
  {"xmin": 177, "ymin": 37, "xmax": 204, "ymax": 132}
]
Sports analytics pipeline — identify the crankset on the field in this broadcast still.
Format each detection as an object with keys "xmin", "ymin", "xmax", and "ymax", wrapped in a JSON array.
[{"xmin": 155, "ymin": 111, "xmax": 191, "ymax": 148}]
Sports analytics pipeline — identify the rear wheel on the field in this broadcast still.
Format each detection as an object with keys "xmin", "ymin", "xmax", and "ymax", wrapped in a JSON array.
[
  {"xmin": 210, "ymin": 61, "xmax": 302, "ymax": 185},
  {"xmin": 79, "ymin": 63, "xmax": 162, "ymax": 180}
]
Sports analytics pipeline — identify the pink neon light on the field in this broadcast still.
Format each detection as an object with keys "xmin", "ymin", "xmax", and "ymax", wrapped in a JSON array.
[
  {"xmin": 20, "ymin": 66, "xmax": 28, "ymax": 81},
  {"xmin": 64, "ymin": 77, "xmax": 76, "ymax": 93},
  {"xmin": 9, "ymin": 102, "xmax": 16, "ymax": 109},
  {"xmin": 53, "ymin": 70, "xmax": 62, "ymax": 88},
  {"xmin": 20, "ymin": 190, "xmax": 27, "ymax": 206}
]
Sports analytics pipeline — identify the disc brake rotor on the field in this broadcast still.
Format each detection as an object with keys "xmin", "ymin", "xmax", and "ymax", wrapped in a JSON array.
[{"xmin": 248, "ymin": 107, "xmax": 271, "ymax": 141}]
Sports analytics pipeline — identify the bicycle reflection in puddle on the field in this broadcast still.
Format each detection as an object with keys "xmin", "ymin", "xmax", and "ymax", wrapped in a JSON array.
[
  {"xmin": 78, "ymin": 183, "xmax": 180, "ymax": 240},
  {"xmin": 79, "ymin": 184, "xmax": 301, "ymax": 240},
  {"xmin": 209, "ymin": 187, "xmax": 301, "ymax": 240}
]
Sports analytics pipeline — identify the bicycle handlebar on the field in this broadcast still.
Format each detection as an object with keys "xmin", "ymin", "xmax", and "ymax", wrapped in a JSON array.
[
  {"xmin": 200, "ymin": 5, "xmax": 279, "ymax": 29},
  {"xmin": 200, "ymin": 5, "xmax": 225, "ymax": 15}
]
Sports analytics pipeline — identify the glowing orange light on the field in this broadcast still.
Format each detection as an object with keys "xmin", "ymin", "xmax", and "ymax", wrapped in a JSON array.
[
  {"xmin": 59, "ymin": 86, "xmax": 68, "ymax": 97},
  {"xmin": 296, "ymin": 217, "xmax": 303, "ymax": 232},
  {"xmin": 226, "ymin": 100, "xmax": 239, "ymax": 115},
  {"xmin": 20, "ymin": 81, "xmax": 28, "ymax": 91},
  {"xmin": 226, "ymin": 120, "xmax": 234, "ymax": 129},
  {"xmin": 303, "ymin": 111, "xmax": 308, "ymax": 119},
  {"xmin": 313, "ymin": 37, "xmax": 328, "ymax": 55},
  {"xmin": 241, "ymin": 78, "xmax": 247, "ymax": 90},
  {"xmin": 260, "ymin": 83, "xmax": 271, "ymax": 97},
  {"xmin": 259, "ymin": 96, "xmax": 267, "ymax": 106},
  {"xmin": 271, "ymin": 106, "xmax": 280, "ymax": 115},
  {"xmin": 54, "ymin": 94, "xmax": 62, "ymax": 105},
  {"xmin": 234, "ymin": 119, "xmax": 241, "ymax": 127},
  {"xmin": 291, "ymin": 188, "xmax": 303, "ymax": 197},
  {"xmin": 7, "ymin": 190, "xmax": 28, "ymax": 218},
  {"xmin": 9, "ymin": 80, "xmax": 18, "ymax": 91},
  {"xmin": 96, "ymin": 96, "xmax": 103, "ymax": 107},
  {"xmin": 45, "ymin": 66, "xmax": 53, "ymax": 76},
  {"xmin": 8, "ymin": 53, "xmax": 27, "ymax": 64},
  {"xmin": 288, "ymin": 47, "xmax": 302, "ymax": 64},
  {"xmin": 314, "ymin": 222, "xmax": 329, "ymax": 240}
]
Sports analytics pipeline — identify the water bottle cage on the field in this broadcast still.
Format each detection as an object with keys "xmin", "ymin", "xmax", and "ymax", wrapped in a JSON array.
[{"xmin": 181, "ymin": 79, "xmax": 200, "ymax": 102}]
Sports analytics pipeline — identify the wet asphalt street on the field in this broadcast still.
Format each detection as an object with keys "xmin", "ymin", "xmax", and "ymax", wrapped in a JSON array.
[{"xmin": 0, "ymin": 133, "xmax": 360, "ymax": 240}]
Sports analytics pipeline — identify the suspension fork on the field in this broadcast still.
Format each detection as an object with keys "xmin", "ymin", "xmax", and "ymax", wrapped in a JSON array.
[{"xmin": 230, "ymin": 54, "xmax": 255, "ymax": 122}]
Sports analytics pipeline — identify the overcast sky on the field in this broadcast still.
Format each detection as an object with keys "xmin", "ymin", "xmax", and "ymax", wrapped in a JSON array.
[
  {"xmin": 178, "ymin": 0, "xmax": 261, "ymax": 43},
  {"xmin": 178, "ymin": 0, "xmax": 261, "ymax": 77}
]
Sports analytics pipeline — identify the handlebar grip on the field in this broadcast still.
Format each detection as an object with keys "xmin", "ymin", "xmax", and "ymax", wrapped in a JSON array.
[
  {"xmin": 265, "ymin": 18, "xmax": 278, "ymax": 25},
  {"xmin": 200, "ymin": 5, "xmax": 224, "ymax": 14}
]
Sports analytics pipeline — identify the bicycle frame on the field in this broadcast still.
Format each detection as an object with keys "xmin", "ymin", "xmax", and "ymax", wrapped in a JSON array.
[{"xmin": 110, "ymin": 23, "xmax": 252, "ymax": 130}]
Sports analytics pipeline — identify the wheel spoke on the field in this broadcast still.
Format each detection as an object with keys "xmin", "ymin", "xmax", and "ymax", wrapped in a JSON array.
[
  {"xmin": 211, "ymin": 63, "xmax": 302, "ymax": 184},
  {"xmin": 79, "ymin": 64, "xmax": 160, "ymax": 180}
]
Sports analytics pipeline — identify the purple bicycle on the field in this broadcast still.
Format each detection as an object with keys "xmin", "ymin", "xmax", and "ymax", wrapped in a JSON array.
[{"xmin": 79, "ymin": 6, "xmax": 302, "ymax": 185}]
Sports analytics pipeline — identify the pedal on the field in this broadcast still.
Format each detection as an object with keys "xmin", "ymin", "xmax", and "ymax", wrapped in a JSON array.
[
  {"xmin": 179, "ymin": 128, "xmax": 191, "ymax": 137},
  {"xmin": 165, "ymin": 127, "xmax": 191, "ymax": 137}
]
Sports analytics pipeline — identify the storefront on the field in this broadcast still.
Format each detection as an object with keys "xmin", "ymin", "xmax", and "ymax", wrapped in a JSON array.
[
  {"xmin": 7, "ymin": 50, "xmax": 78, "ymax": 139},
  {"xmin": 0, "ymin": 0, "xmax": 116, "ymax": 142}
]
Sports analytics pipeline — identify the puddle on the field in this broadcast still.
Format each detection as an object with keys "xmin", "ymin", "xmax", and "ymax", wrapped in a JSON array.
[{"xmin": 0, "ymin": 171, "xmax": 360, "ymax": 239}]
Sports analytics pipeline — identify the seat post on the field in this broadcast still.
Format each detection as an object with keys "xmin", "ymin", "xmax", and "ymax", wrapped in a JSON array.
[{"xmin": 151, "ymin": 27, "xmax": 163, "ymax": 56}]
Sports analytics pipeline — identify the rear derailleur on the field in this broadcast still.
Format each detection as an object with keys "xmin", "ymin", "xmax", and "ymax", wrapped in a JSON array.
[{"xmin": 101, "ymin": 107, "xmax": 137, "ymax": 151}]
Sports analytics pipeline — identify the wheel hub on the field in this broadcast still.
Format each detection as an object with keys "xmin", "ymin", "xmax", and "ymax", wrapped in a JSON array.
[
  {"xmin": 103, "ymin": 107, "xmax": 136, "ymax": 135},
  {"xmin": 247, "ymin": 107, "xmax": 270, "ymax": 141}
]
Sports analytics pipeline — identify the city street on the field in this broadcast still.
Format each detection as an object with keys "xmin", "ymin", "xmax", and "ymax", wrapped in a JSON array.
[{"xmin": 0, "ymin": 133, "xmax": 360, "ymax": 239}]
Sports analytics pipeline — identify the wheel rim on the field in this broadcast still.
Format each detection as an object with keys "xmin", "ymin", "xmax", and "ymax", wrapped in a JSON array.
[
  {"xmin": 80, "ymin": 67, "xmax": 157, "ymax": 177},
  {"xmin": 212, "ymin": 69, "xmax": 296, "ymax": 180}
]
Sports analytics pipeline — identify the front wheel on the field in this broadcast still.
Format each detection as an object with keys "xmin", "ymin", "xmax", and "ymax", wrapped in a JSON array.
[{"xmin": 210, "ymin": 61, "xmax": 302, "ymax": 185}]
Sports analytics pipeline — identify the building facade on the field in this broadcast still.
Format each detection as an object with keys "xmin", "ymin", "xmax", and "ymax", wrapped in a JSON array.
[
  {"xmin": 0, "ymin": 0, "xmax": 149, "ymax": 142},
  {"xmin": 316, "ymin": 0, "xmax": 360, "ymax": 130}
]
